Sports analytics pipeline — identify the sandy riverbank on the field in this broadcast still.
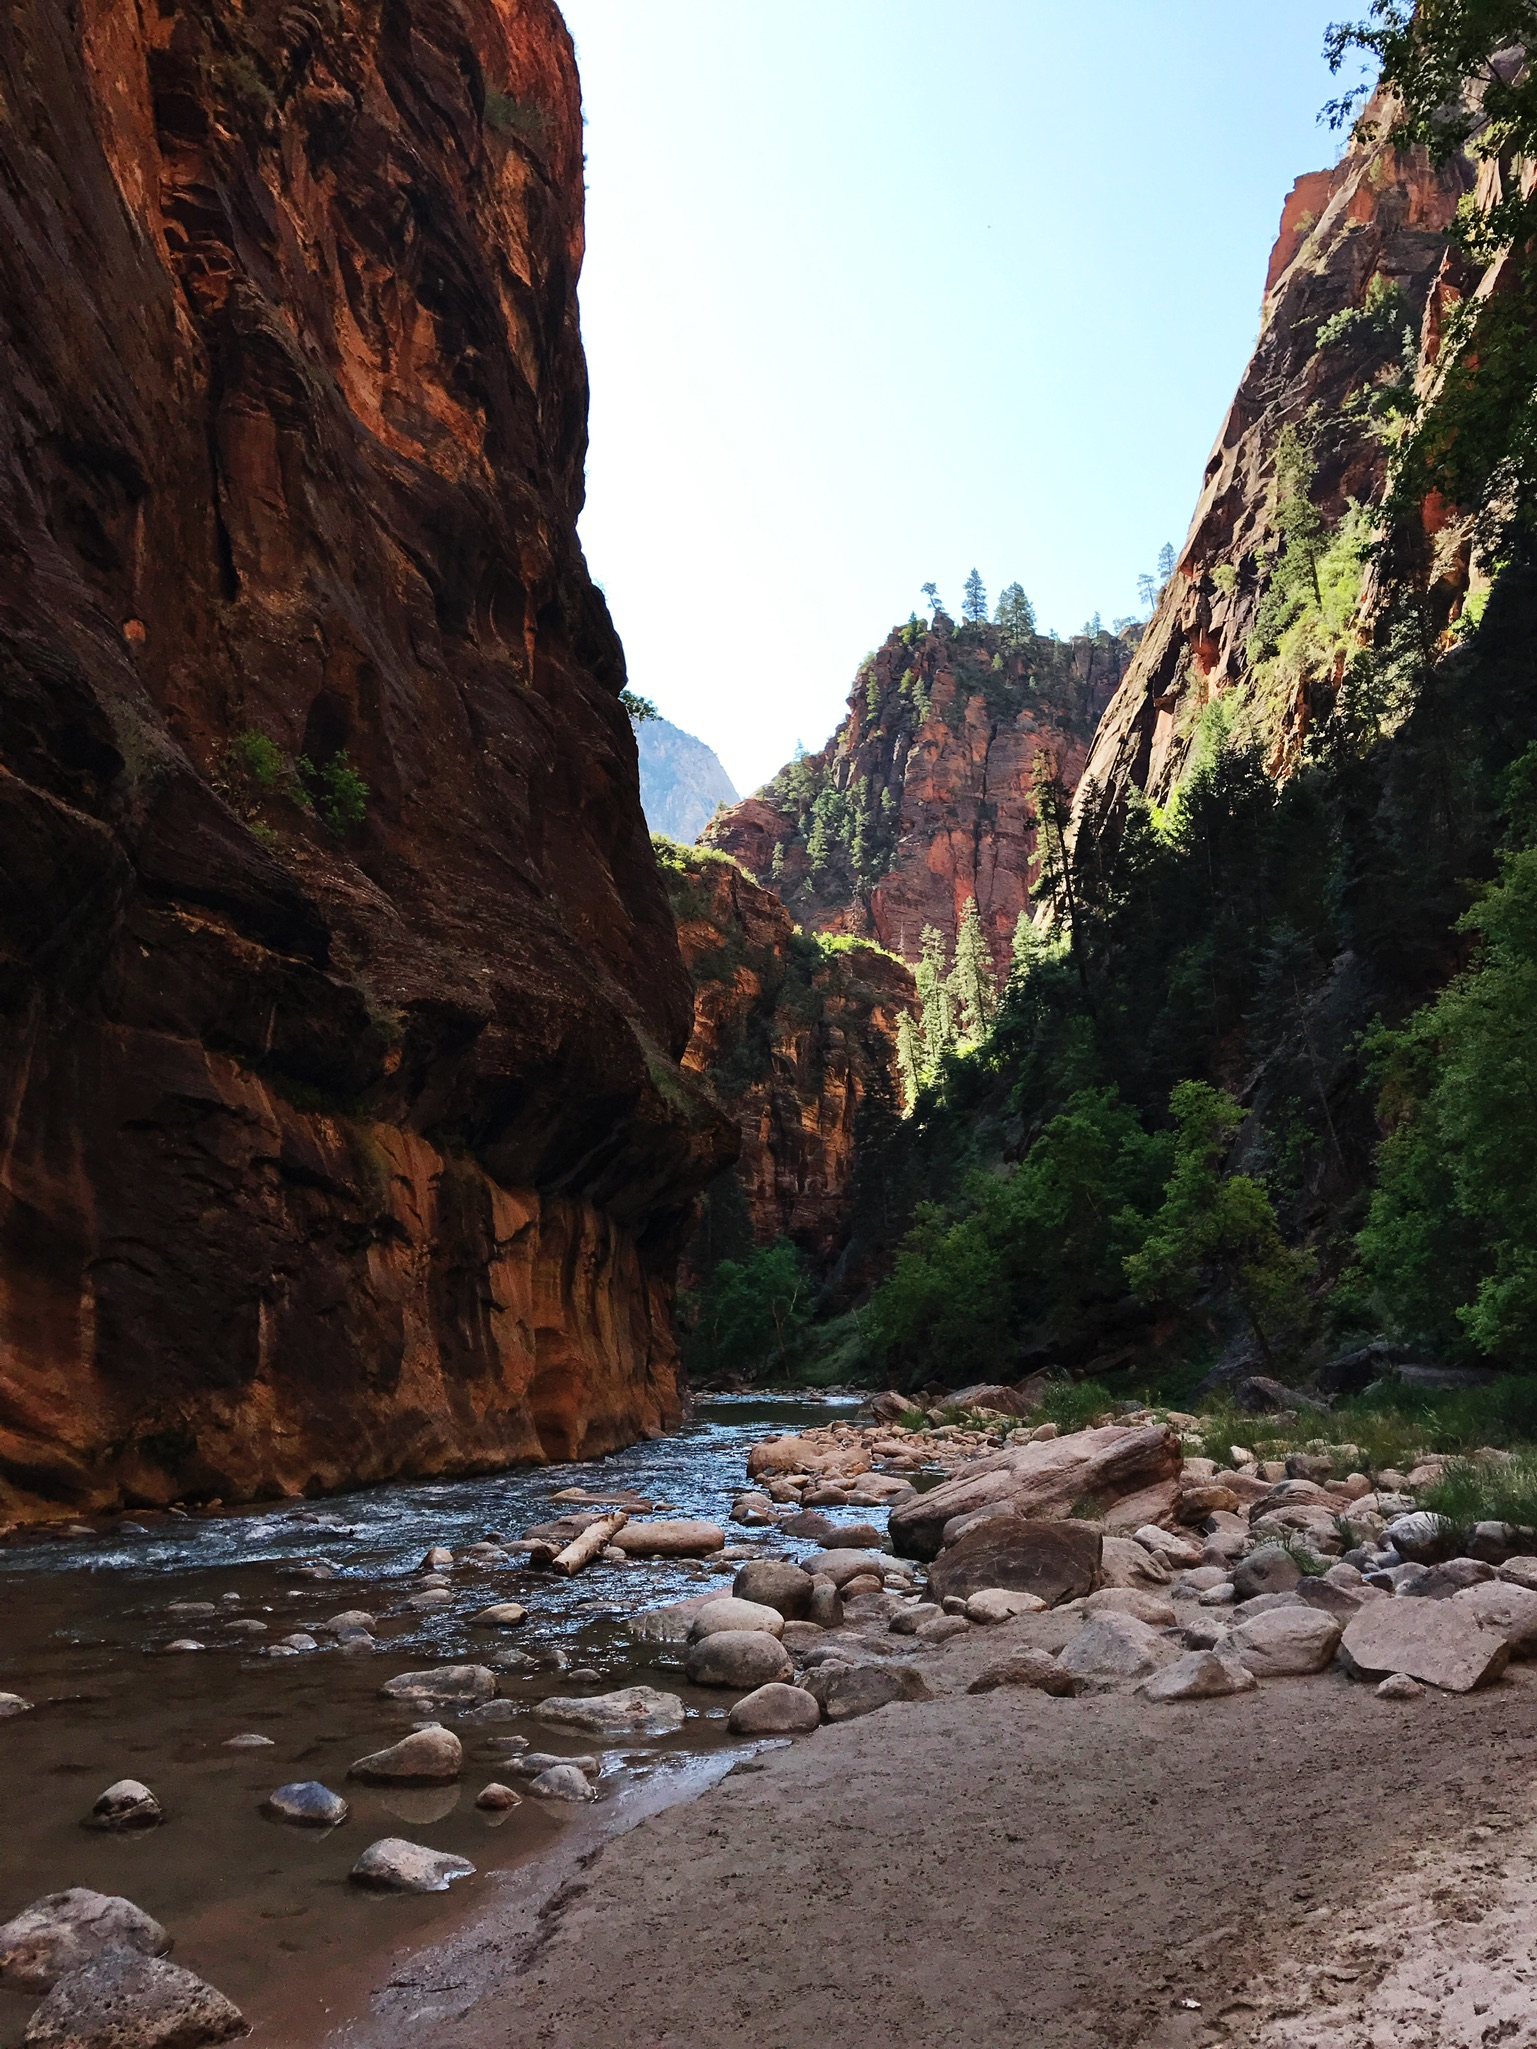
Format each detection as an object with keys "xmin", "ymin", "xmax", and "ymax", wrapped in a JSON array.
[{"xmin": 334, "ymin": 1608, "xmax": 1537, "ymax": 2049}]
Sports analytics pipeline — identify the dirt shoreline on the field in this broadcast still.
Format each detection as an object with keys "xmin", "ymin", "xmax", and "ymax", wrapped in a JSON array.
[{"xmin": 331, "ymin": 1613, "xmax": 1537, "ymax": 2049}]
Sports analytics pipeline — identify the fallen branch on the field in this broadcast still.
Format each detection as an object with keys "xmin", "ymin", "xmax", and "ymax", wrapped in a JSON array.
[{"xmin": 551, "ymin": 1511, "xmax": 628, "ymax": 1577}]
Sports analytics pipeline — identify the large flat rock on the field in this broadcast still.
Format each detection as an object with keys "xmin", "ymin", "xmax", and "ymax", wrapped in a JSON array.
[
  {"xmin": 888, "ymin": 1425, "xmax": 1180, "ymax": 1560},
  {"xmin": 1341, "ymin": 1598, "xmax": 1510, "ymax": 1692}
]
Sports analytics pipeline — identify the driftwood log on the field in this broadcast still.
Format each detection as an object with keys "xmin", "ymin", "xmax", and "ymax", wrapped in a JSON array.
[{"xmin": 551, "ymin": 1512, "xmax": 629, "ymax": 1576}]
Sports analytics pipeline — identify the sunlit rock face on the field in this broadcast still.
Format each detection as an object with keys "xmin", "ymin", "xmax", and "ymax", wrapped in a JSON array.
[
  {"xmin": 1072, "ymin": 117, "xmax": 1473, "ymax": 834},
  {"xmin": 0, "ymin": 0, "xmax": 734, "ymax": 1515},
  {"xmin": 705, "ymin": 620, "xmax": 1130, "ymax": 976}
]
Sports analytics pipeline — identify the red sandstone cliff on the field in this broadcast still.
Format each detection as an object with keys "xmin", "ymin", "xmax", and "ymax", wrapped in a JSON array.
[
  {"xmin": 1072, "ymin": 119, "xmax": 1473, "ymax": 835},
  {"xmin": 704, "ymin": 618, "xmax": 1131, "ymax": 974},
  {"xmin": 654, "ymin": 844, "xmax": 915, "ymax": 1275},
  {"xmin": 0, "ymin": 0, "xmax": 732, "ymax": 1515}
]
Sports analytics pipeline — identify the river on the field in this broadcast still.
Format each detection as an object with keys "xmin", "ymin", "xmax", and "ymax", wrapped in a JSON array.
[{"xmin": 0, "ymin": 1394, "xmax": 881, "ymax": 2044}]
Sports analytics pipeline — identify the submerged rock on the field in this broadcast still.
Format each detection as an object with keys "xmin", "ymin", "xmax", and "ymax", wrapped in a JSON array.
[
  {"xmin": 536, "ymin": 1687, "xmax": 685, "ymax": 1736},
  {"xmin": 348, "ymin": 1726, "xmax": 462, "ymax": 1785},
  {"xmin": 350, "ymin": 1839, "xmax": 476, "ymax": 1893},
  {"xmin": 83, "ymin": 1781, "xmax": 162, "ymax": 1832},
  {"xmin": 378, "ymin": 1666, "xmax": 496, "ymax": 1707},
  {"xmin": 527, "ymin": 1764, "xmax": 597, "ymax": 1802},
  {"xmin": 261, "ymin": 1781, "xmax": 349, "ymax": 1828}
]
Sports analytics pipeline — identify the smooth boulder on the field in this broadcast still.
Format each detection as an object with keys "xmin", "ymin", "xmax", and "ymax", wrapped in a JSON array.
[
  {"xmin": 537, "ymin": 1686, "xmax": 685, "ymax": 1735},
  {"xmin": 684, "ymin": 1630, "xmax": 793, "ymax": 1689},
  {"xmin": 21, "ymin": 1950, "xmax": 243, "ymax": 2049},
  {"xmin": 726, "ymin": 1683, "xmax": 822, "ymax": 1735},
  {"xmin": 1141, "ymin": 1650, "xmax": 1258, "ymax": 1702},
  {"xmin": 730, "ymin": 1561, "xmax": 814, "ymax": 1620},
  {"xmin": 261, "ymin": 1781, "xmax": 348, "ymax": 1828},
  {"xmin": 1226, "ymin": 1606, "xmax": 1342, "ymax": 1676},
  {"xmin": 688, "ymin": 1597, "xmax": 786, "ymax": 1641},
  {"xmin": 803, "ymin": 1661, "xmax": 931, "ymax": 1722},
  {"xmin": 1341, "ymin": 1598, "xmax": 1510, "ymax": 1692},
  {"xmin": 378, "ymin": 1665, "xmax": 495, "ymax": 1707},
  {"xmin": 1057, "ymin": 1614, "xmax": 1180, "ymax": 1690},
  {"xmin": 350, "ymin": 1838, "xmax": 476, "ymax": 1892},
  {"xmin": 471, "ymin": 1604, "xmax": 527, "ymax": 1628},
  {"xmin": 0, "ymin": 1891, "xmax": 169, "ymax": 1994},
  {"xmin": 966, "ymin": 1650, "xmax": 1078, "ymax": 1697},
  {"xmin": 964, "ymin": 1588, "xmax": 1047, "ymax": 1624},
  {"xmin": 348, "ymin": 1725, "xmax": 462, "ymax": 1785},
  {"xmin": 798, "ymin": 1549, "xmax": 889, "ymax": 1589},
  {"xmin": 1231, "ymin": 1546, "xmax": 1302, "ymax": 1602},
  {"xmin": 925, "ymin": 1516, "xmax": 1101, "ymax": 1607},
  {"xmin": 527, "ymin": 1764, "xmax": 597, "ymax": 1802}
]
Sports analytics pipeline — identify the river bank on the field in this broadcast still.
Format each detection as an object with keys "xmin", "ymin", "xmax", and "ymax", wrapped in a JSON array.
[{"xmin": 341, "ymin": 1608, "xmax": 1537, "ymax": 2049}]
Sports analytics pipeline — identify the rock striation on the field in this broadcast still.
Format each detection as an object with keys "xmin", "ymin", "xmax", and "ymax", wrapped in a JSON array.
[
  {"xmin": 704, "ymin": 617, "xmax": 1131, "ymax": 973},
  {"xmin": 656, "ymin": 843, "xmax": 914, "ymax": 1269},
  {"xmin": 0, "ymin": 0, "xmax": 732, "ymax": 1516}
]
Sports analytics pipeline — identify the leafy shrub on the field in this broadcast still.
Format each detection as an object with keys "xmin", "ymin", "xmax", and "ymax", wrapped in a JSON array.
[
  {"xmin": 680, "ymin": 1239, "xmax": 810, "ymax": 1378},
  {"xmin": 301, "ymin": 751, "xmax": 369, "ymax": 837}
]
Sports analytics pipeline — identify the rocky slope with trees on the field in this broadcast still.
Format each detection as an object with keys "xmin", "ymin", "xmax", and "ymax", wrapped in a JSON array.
[
  {"xmin": 0, "ymin": 0, "xmax": 732, "ymax": 1516},
  {"xmin": 702, "ymin": 604, "xmax": 1133, "ymax": 978},
  {"xmin": 821, "ymin": 60, "xmax": 1537, "ymax": 1401}
]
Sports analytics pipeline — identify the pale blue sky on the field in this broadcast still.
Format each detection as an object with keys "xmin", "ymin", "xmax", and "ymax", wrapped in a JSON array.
[{"xmin": 561, "ymin": 1, "xmax": 1364, "ymax": 795}]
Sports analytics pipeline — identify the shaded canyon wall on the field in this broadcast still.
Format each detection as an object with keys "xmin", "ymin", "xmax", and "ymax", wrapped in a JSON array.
[{"xmin": 0, "ymin": 0, "xmax": 732, "ymax": 1514}]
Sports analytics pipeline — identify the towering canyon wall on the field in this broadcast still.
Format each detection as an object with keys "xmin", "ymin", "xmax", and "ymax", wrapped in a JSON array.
[
  {"xmin": 1072, "ymin": 119, "xmax": 1473, "ymax": 837},
  {"xmin": 0, "ymin": 0, "xmax": 733, "ymax": 1515},
  {"xmin": 705, "ymin": 618, "xmax": 1130, "ymax": 974},
  {"xmin": 654, "ymin": 843, "xmax": 914, "ymax": 1276}
]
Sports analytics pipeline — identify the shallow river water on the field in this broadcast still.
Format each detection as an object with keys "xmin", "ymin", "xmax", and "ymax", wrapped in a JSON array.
[{"xmin": 0, "ymin": 1395, "xmax": 883, "ymax": 2045}]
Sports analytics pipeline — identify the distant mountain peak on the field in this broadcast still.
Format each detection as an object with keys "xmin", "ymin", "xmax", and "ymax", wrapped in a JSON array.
[{"xmin": 637, "ymin": 717, "xmax": 738, "ymax": 843}]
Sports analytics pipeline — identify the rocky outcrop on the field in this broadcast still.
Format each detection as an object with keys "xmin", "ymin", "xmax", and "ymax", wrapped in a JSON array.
[
  {"xmin": 0, "ymin": 0, "xmax": 732, "ymax": 1515},
  {"xmin": 655, "ymin": 844, "xmax": 914, "ymax": 1270},
  {"xmin": 704, "ymin": 618, "xmax": 1131, "ymax": 973},
  {"xmin": 1073, "ymin": 117, "xmax": 1473, "ymax": 833},
  {"xmin": 636, "ymin": 717, "xmax": 738, "ymax": 843}
]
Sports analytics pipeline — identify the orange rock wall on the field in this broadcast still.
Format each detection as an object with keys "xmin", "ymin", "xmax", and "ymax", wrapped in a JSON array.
[
  {"xmin": 0, "ymin": 0, "xmax": 732, "ymax": 1515},
  {"xmin": 705, "ymin": 620, "xmax": 1130, "ymax": 974},
  {"xmin": 660, "ymin": 851, "xmax": 915, "ymax": 1271}
]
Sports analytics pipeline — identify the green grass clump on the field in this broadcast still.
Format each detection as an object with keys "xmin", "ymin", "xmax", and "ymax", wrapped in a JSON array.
[
  {"xmin": 1421, "ymin": 1454, "xmax": 1537, "ymax": 1531},
  {"xmin": 1036, "ymin": 1380, "xmax": 1116, "ymax": 1434}
]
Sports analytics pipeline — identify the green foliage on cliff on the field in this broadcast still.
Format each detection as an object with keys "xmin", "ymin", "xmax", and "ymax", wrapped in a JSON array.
[{"xmin": 1358, "ymin": 744, "xmax": 1537, "ymax": 1362}]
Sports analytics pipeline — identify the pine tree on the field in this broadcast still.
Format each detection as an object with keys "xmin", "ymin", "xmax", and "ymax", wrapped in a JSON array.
[
  {"xmin": 995, "ymin": 582, "xmax": 1036, "ymax": 646},
  {"xmin": 770, "ymin": 841, "xmax": 786, "ymax": 885},
  {"xmin": 914, "ymin": 925, "xmax": 956, "ymax": 1067},
  {"xmin": 1137, "ymin": 572, "xmax": 1157, "ymax": 612},
  {"xmin": 962, "ymin": 567, "xmax": 987, "ymax": 624},
  {"xmin": 1010, "ymin": 907, "xmax": 1040, "ymax": 983},
  {"xmin": 920, "ymin": 581, "xmax": 943, "ymax": 617},
  {"xmin": 948, "ymin": 896, "xmax": 997, "ymax": 1041},
  {"xmin": 1157, "ymin": 541, "xmax": 1176, "ymax": 585},
  {"xmin": 895, "ymin": 1011, "xmax": 923, "ymax": 1113}
]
